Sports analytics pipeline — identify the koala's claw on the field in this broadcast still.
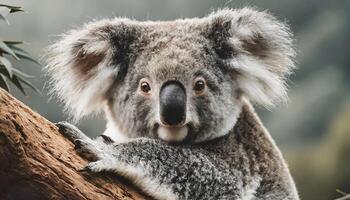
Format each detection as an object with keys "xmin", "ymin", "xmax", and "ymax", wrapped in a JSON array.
[
  {"xmin": 55, "ymin": 121, "xmax": 74, "ymax": 138},
  {"xmin": 99, "ymin": 135, "xmax": 114, "ymax": 144},
  {"xmin": 74, "ymin": 139, "xmax": 92, "ymax": 151},
  {"xmin": 83, "ymin": 160, "xmax": 107, "ymax": 173},
  {"xmin": 78, "ymin": 166, "xmax": 90, "ymax": 173},
  {"xmin": 74, "ymin": 139, "xmax": 81, "ymax": 149}
]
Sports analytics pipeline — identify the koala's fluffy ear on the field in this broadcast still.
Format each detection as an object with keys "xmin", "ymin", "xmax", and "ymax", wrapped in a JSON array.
[
  {"xmin": 208, "ymin": 8, "xmax": 296, "ymax": 108},
  {"xmin": 45, "ymin": 18, "xmax": 139, "ymax": 121}
]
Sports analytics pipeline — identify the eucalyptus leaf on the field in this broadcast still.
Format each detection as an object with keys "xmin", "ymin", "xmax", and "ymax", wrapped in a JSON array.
[
  {"xmin": 0, "ymin": 74, "xmax": 9, "ymax": 91},
  {"xmin": 0, "ymin": 66, "xmax": 36, "ymax": 94},
  {"xmin": 0, "ymin": 3, "xmax": 39, "ymax": 95},
  {"xmin": 0, "ymin": 7, "xmax": 10, "ymax": 24},
  {"xmin": 16, "ymin": 75, "xmax": 41, "ymax": 94},
  {"xmin": 0, "ymin": 40, "xmax": 20, "ymax": 60},
  {"xmin": 0, "ymin": 65, "xmax": 11, "ymax": 77},
  {"xmin": 8, "ymin": 45, "xmax": 39, "ymax": 65},
  {"xmin": 0, "ymin": 64, "xmax": 33, "ymax": 78},
  {"xmin": 11, "ymin": 75, "xmax": 26, "ymax": 95},
  {"xmin": 0, "ymin": 4, "xmax": 24, "ymax": 13},
  {"xmin": 0, "ymin": 56, "xmax": 13, "ymax": 77},
  {"xmin": 11, "ymin": 67, "xmax": 34, "ymax": 78},
  {"xmin": 4, "ymin": 41, "xmax": 24, "ymax": 45}
]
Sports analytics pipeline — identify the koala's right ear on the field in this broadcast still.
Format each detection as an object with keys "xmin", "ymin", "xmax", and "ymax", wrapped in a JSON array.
[
  {"xmin": 45, "ymin": 18, "xmax": 140, "ymax": 121},
  {"xmin": 207, "ymin": 8, "xmax": 296, "ymax": 109}
]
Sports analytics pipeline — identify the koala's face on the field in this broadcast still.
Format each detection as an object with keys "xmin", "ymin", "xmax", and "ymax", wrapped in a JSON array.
[
  {"xmin": 107, "ymin": 27, "xmax": 242, "ymax": 142},
  {"xmin": 46, "ymin": 8, "xmax": 295, "ymax": 143}
]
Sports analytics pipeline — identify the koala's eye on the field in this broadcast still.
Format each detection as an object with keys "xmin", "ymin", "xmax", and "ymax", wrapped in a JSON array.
[
  {"xmin": 139, "ymin": 79, "xmax": 152, "ymax": 94},
  {"xmin": 193, "ymin": 78, "xmax": 206, "ymax": 94}
]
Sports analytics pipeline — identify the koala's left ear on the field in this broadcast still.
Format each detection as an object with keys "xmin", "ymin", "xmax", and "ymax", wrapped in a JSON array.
[
  {"xmin": 208, "ymin": 8, "xmax": 296, "ymax": 108},
  {"xmin": 45, "ymin": 18, "xmax": 140, "ymax": 121}
]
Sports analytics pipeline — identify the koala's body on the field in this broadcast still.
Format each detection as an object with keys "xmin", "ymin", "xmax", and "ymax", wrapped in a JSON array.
[{"xmin": 46, "ymin": 8, "xmax": 299, "ymax": 200}]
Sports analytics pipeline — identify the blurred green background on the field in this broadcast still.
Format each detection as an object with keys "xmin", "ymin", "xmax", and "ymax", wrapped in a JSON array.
[{"xmin": 1, "ymin": 0, "xmax": 349, "ymax": 199}]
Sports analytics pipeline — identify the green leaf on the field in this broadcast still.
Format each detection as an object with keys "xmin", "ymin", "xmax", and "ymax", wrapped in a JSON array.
[
  {"xmin": 0, "ymin": 65, "xmax": 33, "ymax": 78},
  {"xmin": 0, "ymin": 65, "xmax": 11, "ymax": 77},
  {"xmin": 11, "ymin": 67, "xmax": 34, "ymax": 78},
  {"xmin": 0, "ymin": 40, "xmax": 20, "ymax": 60},
  {"xmin": 4, "ymin": 42, "xmax": 40, "ymax": 65},
  {"xmin": 0, "ymin": 66, "xmax": 39, "ymax": 95},
  {"xmin": 4, "ymin": 41, "xmax": 24, "ymax": 45},
  {"xmin": 8, "ymin": 45, "xmax": 40, "ymax": 65},
  {"xmin": 0, "ymin": 57, "xmax": 13, "ymax": 77},
  {"xmin": 0, "ymin": 74, "xmax": 9, "ymax": 92},
  {"xmin": 0, "ymin": 7, "xmax": 10, "ymax": 24},
  {"xmin": 0, "ymin": 3, "xmax": 37, "ymax": 96},
  {"xmin": 0, "ymin": 4, "xmax": 24, "ymax": 13},
  {"xmin": 11, "ymin": 74, "xmax": 26, "ymax": 95},
  {"xmin": 15, "ymin": 74, "xmax": 41, "ymax": 94}
]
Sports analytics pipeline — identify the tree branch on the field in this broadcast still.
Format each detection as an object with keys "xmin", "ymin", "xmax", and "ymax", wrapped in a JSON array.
[{"xmin": 0, "ymin": 88, "xmax": 149, "ymax": 200}]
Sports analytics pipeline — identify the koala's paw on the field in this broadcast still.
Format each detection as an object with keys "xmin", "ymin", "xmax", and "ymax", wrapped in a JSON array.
[
  {"xmin": 56, "ymin": 121, "xmax": 106, "ymax": 161},
  {"xmin": 55, "ymin": 121, "xmax": 90, "ymax": 142}
]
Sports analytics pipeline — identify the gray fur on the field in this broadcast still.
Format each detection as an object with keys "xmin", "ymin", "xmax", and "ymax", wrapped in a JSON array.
[{"xmin": 47, "ymin": 7, "xmax": 298, "ymax": 200}]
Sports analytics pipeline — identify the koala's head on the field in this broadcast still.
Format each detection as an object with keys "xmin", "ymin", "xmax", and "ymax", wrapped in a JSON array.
[{"xmin": 46, "ymin": 8, "xmax": 295, "ymax": 143}]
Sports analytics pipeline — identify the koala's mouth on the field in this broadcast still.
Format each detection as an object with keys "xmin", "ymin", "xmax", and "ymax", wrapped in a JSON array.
[{"xmin": 156, "ymin": 124, "xmax": 189, "ymax": 143}]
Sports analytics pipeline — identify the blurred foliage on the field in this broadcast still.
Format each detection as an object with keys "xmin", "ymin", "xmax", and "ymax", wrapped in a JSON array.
[
  {"xmin": 0, "ymin": 3, "xmax": 39, "ymax": 95},
  {"xmin": 287, "ymin": 99, "xmax": 350, "ymax": 200}
]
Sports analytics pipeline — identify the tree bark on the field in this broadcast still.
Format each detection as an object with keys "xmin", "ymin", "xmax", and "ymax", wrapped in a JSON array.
[{"xmin": 0, "ymin": 88, "xmax": 149, "ymax": 200}]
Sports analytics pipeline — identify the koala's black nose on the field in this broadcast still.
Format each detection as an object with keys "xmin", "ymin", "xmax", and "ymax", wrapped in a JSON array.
[{"xmin": 159, "ymin": 81, "xmax": 186, "ymax": 126}]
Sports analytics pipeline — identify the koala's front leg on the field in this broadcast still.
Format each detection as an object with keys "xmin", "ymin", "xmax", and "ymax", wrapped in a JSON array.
[{"xmin": 80, "ymin": 139, "xmax": 244, "ymax": 200}]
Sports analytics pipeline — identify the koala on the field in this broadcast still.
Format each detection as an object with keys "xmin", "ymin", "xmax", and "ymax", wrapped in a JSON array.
[{"xmin": 46, "ymin": 7, "xmax": 299, "ymax": 200}]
